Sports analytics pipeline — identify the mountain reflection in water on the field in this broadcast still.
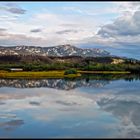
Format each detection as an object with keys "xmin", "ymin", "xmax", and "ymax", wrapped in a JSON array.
[
  {"xmin": 0, "ymin": 74, "xmax": 140, "ymax": 138},
  {"xmin": 0, "ymin": 78, "xmax": 110, "ymax": 89},
  {"xmin": 0, "ymin": 74, "xmax": 139, "ymax": 90}
]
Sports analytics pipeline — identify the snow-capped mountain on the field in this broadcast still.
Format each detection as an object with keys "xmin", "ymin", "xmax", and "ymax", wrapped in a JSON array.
[{"xmin": 0, "ymin": 44, "xmax": 110, "ymax": 57}]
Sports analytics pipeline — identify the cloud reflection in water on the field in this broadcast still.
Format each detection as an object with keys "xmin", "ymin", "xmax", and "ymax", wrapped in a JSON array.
[{"xmin": 0, "ymin": 78, "xmax": 139, "ymax": 138}]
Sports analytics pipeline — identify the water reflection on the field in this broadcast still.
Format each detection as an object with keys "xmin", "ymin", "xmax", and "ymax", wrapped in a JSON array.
[
  {"xmin": 0, "ymin": 78, "xmax": 110, "ymax": 90},
  {"xmin": 0, "ymin": 120, "xmax": 24, "ymax": 131},
  {"xmin": 0, "ymin": 74, "xmax": 139, "ymax": 90},
  {"xmin": 97, "ymin": 97, "xmax": 140, "ymax": 138},
  {"xmin": 0, "ymin": 74, "xmax": 139, "ymax": 138}
]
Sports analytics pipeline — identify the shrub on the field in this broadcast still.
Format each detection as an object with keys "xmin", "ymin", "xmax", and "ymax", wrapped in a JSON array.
[{"xmin": 64, "ymin": 69, "xmax": 77, "ymax": 75}]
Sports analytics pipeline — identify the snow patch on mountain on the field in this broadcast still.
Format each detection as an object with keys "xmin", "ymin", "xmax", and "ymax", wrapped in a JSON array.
[{"xmin": 0, "ymin": 44, "xmax": 110, "ymax": 57}]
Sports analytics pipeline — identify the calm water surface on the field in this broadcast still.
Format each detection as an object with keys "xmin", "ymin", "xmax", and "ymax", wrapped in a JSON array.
[{"xmin": 0, "ymin": 75, "xmax": 140, "ymax": 138}]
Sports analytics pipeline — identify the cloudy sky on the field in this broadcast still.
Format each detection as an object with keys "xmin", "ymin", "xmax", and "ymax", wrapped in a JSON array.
[{"xmin": 0, "ymin": 2, "xmax": 140, "ymax": 59}]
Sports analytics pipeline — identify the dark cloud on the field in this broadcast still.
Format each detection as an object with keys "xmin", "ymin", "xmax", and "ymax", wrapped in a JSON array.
[
  {"xmin": 4, "ymin": 3, "xmax": 18, "ymax": 7},
  {"xmin": 56, "ymin": 29, "xmax": 78, "ymax": 34},
  {"xmin": 56, "ymin": 100, "xmax": 78, "ymax": 106},
  {"xmin": 0, "ymin": 28, "xmax": 7, "ymax": 36},
  {"xmin": 97, "ymin": 11, "xmax": 140, "ymax": 37},
  {"xmin": 0, "ymin": 3, "xmax": 26, "ymax": 14},
  {"xmin": 29, "ymin": 101, "xmax": 40, "ymax": 106},
  {"xmin": 7, "ymin": 7, "xmax": 26, "ymax": 14},
  {"xmin": 0, "ymin": 119, "xmax": 24, "ymax": 131},
  {"xmin": 0, "ymin": 28, "xmax": 7, "ymax": 32},
  {"xmin": 0, "ymin": 102, "xmax": 5, "ymax": 105},
  {"xmin": 30, "ymin": 28, "xmax": 42, "ymax": 33}
]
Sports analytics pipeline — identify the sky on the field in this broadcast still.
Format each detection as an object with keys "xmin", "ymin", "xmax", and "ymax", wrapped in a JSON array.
[{"xmin": 0, "ymin": 1, "xmax": 140, "ymax": 59}]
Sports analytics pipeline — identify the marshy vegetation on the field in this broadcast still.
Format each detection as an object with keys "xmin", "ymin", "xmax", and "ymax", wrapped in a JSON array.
[{"xmin": 0, "ymin": 55, "xmax": 140, "ymax": 78}]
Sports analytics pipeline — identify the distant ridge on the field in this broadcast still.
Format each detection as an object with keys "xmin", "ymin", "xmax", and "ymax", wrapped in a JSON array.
[{"xmin": 0, "ymin": 44, "xmax": 110, "ymax": 57}]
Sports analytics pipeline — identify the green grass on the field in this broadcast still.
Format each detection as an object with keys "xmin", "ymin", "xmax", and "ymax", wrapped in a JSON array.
[
  {"xmin": 0, "ymin": 70, "xmax": 131, "ymax": 79},
  {"xmin": 78, "ymin": 70, "xmax": 130, "ymax": 74},
  {"xmin": 0, "ymin": 71, "xmax": 81, "ymax": 79}
]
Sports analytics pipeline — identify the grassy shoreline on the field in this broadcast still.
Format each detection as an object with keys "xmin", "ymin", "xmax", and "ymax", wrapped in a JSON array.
[
  {"xmin": 78, "ymin": 70, "xmax": 131, "ymax": 74},
  {"xmin": 0, "ymin": 70, "xmax": 131, "ymax": 79},
  {"xmin": 0, "ymin": 71, "xmax": 81, "ymax": 79}
]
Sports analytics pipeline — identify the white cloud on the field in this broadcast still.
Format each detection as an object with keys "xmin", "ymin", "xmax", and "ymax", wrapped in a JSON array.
[
  {"xmin": 0, "ymin": 9, "xmax": 99, "ymax": 46},
  {"xmin": 0, "ymin": 3, "xmax": 118, "ymax": 47},
  {"xmin": 74, "ymin": 2, "xmax": 140, "ymax": 59},
  {"xmin": 98, "ymin": 11, "xmax": 140, "ymax": 37},
  {"xmin": 0, "ymin": 2, "xmax": 140, "ymax": 58}
]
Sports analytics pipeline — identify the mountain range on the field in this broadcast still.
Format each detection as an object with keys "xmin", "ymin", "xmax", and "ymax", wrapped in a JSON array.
[
  {"xmin": 0, "ymin": 44, "xmax": 110, "ymax": 57},
  {"xmin": 0, "ymin": 44, "xmax": 139, "ymax": 66}
]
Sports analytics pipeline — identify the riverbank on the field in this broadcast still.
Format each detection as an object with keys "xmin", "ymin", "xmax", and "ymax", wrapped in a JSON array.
[{"xmin": 0, "ymin": 70, "xmax": 131, "ymax": 79}]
